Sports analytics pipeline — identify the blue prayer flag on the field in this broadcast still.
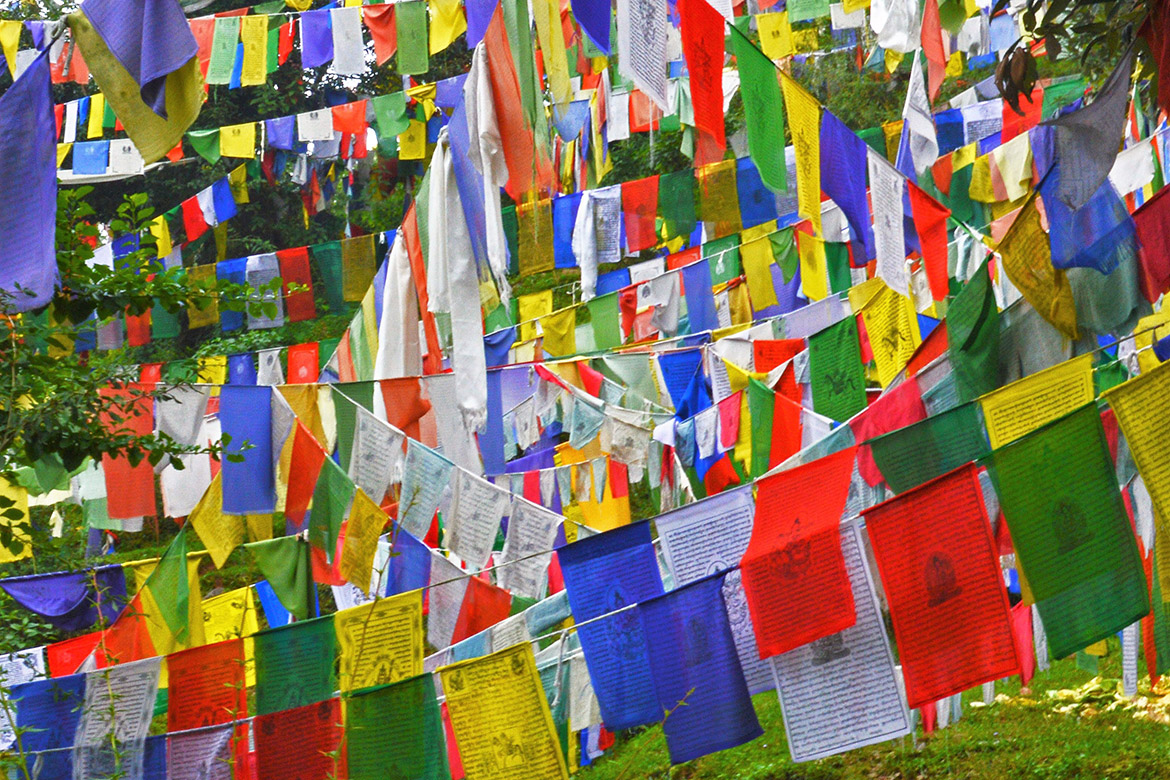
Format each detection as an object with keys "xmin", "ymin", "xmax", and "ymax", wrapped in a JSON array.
[
  {"xmin": 639, "ymin": 572, "xmax": 763, "ymax": 763},
  {"xmin": 220, "ymin": 385, "xmax": 276, "ymax": 514}
]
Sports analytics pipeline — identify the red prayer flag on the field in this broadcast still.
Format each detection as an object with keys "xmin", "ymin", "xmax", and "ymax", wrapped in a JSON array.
[
  {"xmin": 717, "ymin": 391, "xmax": 740, "ymax": 450},
  {"xmin": 665, "ymin": 246, "xmax": 700, "ymax": 271},
  {"xmin": 679, "ymin": 0, "xmax": 726, "ymax": 156},
  {"xmin": 363, "ymin": 5, "xmax": 397, "ymax": 65},
  {"xmin": 96, "ymin": 593, "xmax": 156, "ymax": 666},
  {"xmin": 921, "ymin": 0, "xmax": 946, "ymax": 102},
  {"xmin": 402, "ymin": 206, "xmax": 444, "ymax": 375},
  {"xmin": 254, "ymin": 699, "xmax": 344, "ymax": 780},
  {"xmin": 752, "ymin": 338, "xmax": 805, "ymax": 374},
  {"xmin": 277, "ymin": 247, "xmax": 316, "ymax": 322},
  {"xmin": 190, "ymin": 18, "xmax": 215, "ymax": 77},
  {"xmin": 740, "ymin": 446, "xmax": 859, "ymax": 658},
  {"xmin": 140, "ymin": 363, "xmax": 162, "ymax": 385},
  {"xmin": 331, "ymin": 100, "xmax": 368, "ymax": 135},
  {"xmin": 771, "ymin": 392, "xmax": 804, "ymax": 467},
  {"xmin": 287, "ymin": 342, "xmax": 320, "ymax": 384},
  {"xmin": 1141, "ymin": 8, "xmax": 1170, "ymax": 117},
  {"xmin": 627, "ymin": 90, "xmax": 659, "ymax": 133},
  {"xmin": 379, "ymin": 377, "xmax": 433, "ymax": 442},
  {"xmin": 907, "ymin": 181, "xmax": 951, "ymax": 302},
  {"xmin": 905, "ymin": 320, "xmax": 948, "ymax": 377},
  {"xmin": 125, "ymin": 309, "xmax": 151, "ymax": 347},
  {"xmin": 47, "ymin": 630, "xmax": 103, "ymax": 677},
  {"xmin": 182, "ymin": 197, "xmax": 208, "ymax": 241},
  {"xmin": 1132, "ymin": 185, "xmax": 1170, "ymax": 303},
  {"xmin": 622, "ymin": 176, "xmax": 660, "ymax": 253},
  {"xmin": 485, "ymin": 6, "xmax": 552, "ymax": 198},
  {"xmin": 850, "ymin": 376, "xmax": 927, "ymax": 486},
  {"xmin": 702, "ymin": 453, "xmax": 741, "ymax": 494},
  {"xmin": 451, "ymin": 575, "xmax": 512, "ymax": 644},
  {"xmin": 285, "ymin": 421, "xmax": 327, "ymax": 533},
  {"xmin": 1010, "ymin": 602, "xmax": 1035, "ymax": 686},
  {"xmin": 167, "ymin": 639, "xmax": 248, "ymax": 731},
  {"xmin": 862, "ymin": 464, "xmax": 1021, "ymax": 709},
  {"xmin": 1001, "ymin": 86, "xmax": 1043, "ymax": 142},
  {"xmin": 100, "ymin": 386, "xmax": 157, "ymax": 518},
  {"xmin": 278, "ymin": 21, "xmax": 297, "ymax": 65}
]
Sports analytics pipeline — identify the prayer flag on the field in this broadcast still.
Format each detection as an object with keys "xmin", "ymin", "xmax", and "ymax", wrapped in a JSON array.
[
  {"xmin": 741, "ymin": 446, "xmax": 858, "ymax": 657},
  {"xmin": 731, "ymin": 26, "xmax": 786, "ymax": 193},
  {"xmin": 220, "ymin": 385, "xmax": 276, "ymax": 514},
  {"xmin": 253, "ymin": 615, "xmax": 336, "ymax": 715},
  {"xmin": 254, "ymin": 699, "xmax": 343, "ymax": 780},
  {"xmin": 863, "ymin": 464, "xmax": 1021, "ymax": 708},
  {"xmin": 336, "ymin": 590, "xmax": 423, "ymax": 692},
  {"xmin": 989, "ymin": 404, "xmax": 1149, "ymax": 659},
  {"xmin": 345, "ymin": 674, "xmax": 449, "ymax": 780}
]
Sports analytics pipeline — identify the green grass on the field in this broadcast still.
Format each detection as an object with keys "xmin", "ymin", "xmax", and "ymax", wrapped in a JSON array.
[{"xmin": 577, "ymin": 640, "xmax": 1170, "ymax": 779}]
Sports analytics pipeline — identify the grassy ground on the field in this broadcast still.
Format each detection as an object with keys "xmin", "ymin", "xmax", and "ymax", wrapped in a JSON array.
[{"xmin": 577, "ymin": 639, "xmax": 1170, "ymax": 780}]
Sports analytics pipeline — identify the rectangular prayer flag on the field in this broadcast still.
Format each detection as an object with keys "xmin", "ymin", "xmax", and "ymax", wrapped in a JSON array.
[
  {"xmin": 345, "ymin": 674, "xmax": 449, "ymax": 780},
  {"xmin": 862, "ymin": 464, "xmax": 1020, "ymax": 708},
  {"xmin": 980, "ymin": 354, "xmax": 1094, "ymax": 449},
  {"xmin": 335, "ymin": 590, "xmax": 423, "ymax": 692},
  {"xmin": 741, "ymin": 446, "xmax": 858, "ymax": 657},
  {"xmin": 988, "ymin": 404, "xmax": 1149, "ymax": 659},
  {"xmin": 253, "ymin": 615, "xmax": 336, "ymax": 715}
]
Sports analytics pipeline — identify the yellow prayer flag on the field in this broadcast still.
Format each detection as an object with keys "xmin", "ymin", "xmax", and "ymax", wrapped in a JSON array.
[
  {"xmin": 590, "ymin": 90, "xmax": 612, "ymax": 181},
  {"xmin": 859, "ymin": 282, "xmax": 921, "ymax": 387},
  {"xmin": 541, "ymin": 307, "xmax": 578, "ymax": 357},
  {"xmin": 0, "ymin": 478, "xmax": 31, "ymax": 564},
  {"xmin": 336, "ymin": 590, "xmax": 423, "ymax": 692},
  {"xmin": 229, "ymin": 164, "xmax": 249, "ymax": 204},
  {"xmin": 0, "ymin": 21, "xmax": 19, "ymax": 78},
  {"xmin": 740, "ymin": 235, "xmax": 779, "ymax": 310},
  {"xmin": 285, "ymin": 0, "xmax": 312, "ymax": 8},
  {"xmin": 981, "ymin": 353, "xmax": 1094, "ymax": 449},
  {"xmin": 399, "ymin": 119, "xmax": 427, "ymax": 160},
  {"xmin": 882, "ymin": 120, "xmax": 903, "ymax": 162},
  {"xmin": 792, "ymin": 28, "xmax": 820, "ymax": 53},
  {"xmin": 186, "ymin": 263, "xmax": 219, "ymax": 328},
  {"xmin": 842, "ymin": 0, "xmax": 870, "ymax": 12},
  {"xmin": 969, "ymin": 154, "xmax": 997, "ymax": 202},
  {"xmin": 57, "ymin": 143, "xmax": 72, "ymax": 167},
  {"xmin": 734, "ymin": 390, "xmax": 753, "ymax": 471},
  {"xmin": 781, "ymin": 75, "xmax": 821, "ymax": 235},
  {"xmin": 952, "ymin": 142, "xmax": 977, "ymax": 170},
  {"xmin": 797, "ymin": 231, "xmax": 828, "ymax": 301},
  {"xmin": 757, "ymin": 13, "xmax": 793, "ymax": 59},
  {"xmin": 728, "ymin": 282, "xmax": 753, "ymax": 325},
  {"xmin": 946, "ymin": 51, "xmax": 964, "ymax": 77},
  {"xmin": 338, "ymin": 489, "xmax": 388, "ymax": 592},
  {"xmin": 128, "ymin": 553, "xmax": 207, "ymax": 656},
  {"xmin": 439, "ymin": 643, "xmax": 571, "ymax": 780},
  {"xmin": 429, "ymin": 0, "xmax": 467, "ymax": 54},
  {"xmin": 519, "ymin": 290, "xmax": 554, "ymax": 342},
  {"xmin": 518, "ymin": 196, "xmax": 556, "ymax": 275},
  {"xmin": 1132, "ymin": 309, "xmax": 1170, "ymax": 374},
  {"xmin": 198, "ymin": 355, "xmax": 227, "ymax": 384},
  {"xmin": 188, "ymin": 473, "xmax": 244, "ymax": 569},
  {"xmin": 995, "ymin": 195, "xmax": 1078, "ymax": 339},
  {"xmin": 885, "ymin": 48, "xmax": 904, "ymax": 73},
  {"xmin": 535, "ymin": 0, "xmax": 572, "ymax": 107},
  {"xmin": 88, "ymin": 94, "xmax": 106, "ymax": 139},
  {"xmin": 150, "ymin": 216, "xmax": 172, "ymax": 258},
  {"xmin": 239, "ymin": 15, "xmax": 269, "ymax": 86},
  {"xmin": 202, "ymin": 586, "xmax": 260, "ymax": 644},
  {"xmin": 1104, "ymin": 359, "xmax": 1170, "ymax": 536},
  {"xmin": 220, "ymin": 122, "xmax": 256, "ymax": 159},
  {"xmin": 246, "ymin": 514, "xmax": 274, "ymax": 542}
]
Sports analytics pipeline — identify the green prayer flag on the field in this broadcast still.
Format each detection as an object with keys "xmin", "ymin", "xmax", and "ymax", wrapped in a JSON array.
[
  {"xmin": 1041, "ymin": 77, "xmax": 1088, "ymax": 119},
  {"xmin": 501, "ymin": 205, "xmax": 520, "ymax": 275},
  {"xmin": 319, "ymin": 337, "xmax": 341, "ymax": 372},
  {"xmin": 947, "ymin": 258, "xmax": 1000, "ymax": 403},
  {"xmin": 659, "ymin": 169, "xmax": 697, "ymax": 239},
  {"xmin": 484, "ymin": 302, "xmax": 512, "ymax": 332},
  {"xmin": 206, "ymin": 16, "xmax": 240, "ymax": 86},
  {"xmin": 748, "ymin": 377, "xmax": 775, "ymax": 477},
  {"xmin": 312, "ymin": 241, "xmax": 347, "ymax": 313},
  {"xmin": 730, "ymin": 27, "xmax": 787, "ymax": 193},
  {"xmin": 867, "ymin": 401, "xmax": 989, "ymax": 493},
  {"xmin": 102, "ymin": 96, "xmax": 116, "ymax": 129},
  {"xmin": 253, "ymin": 615, "xmax": 336, "ymax": 715},
  {"xmin": 145, "ymin": 526, "xmax": 191, "ymax": 642},
  {"xmin": 346, "ymin": 675, "xmax": 451, "ymax": 780},
  {"xmin": 246, "ymin": 535, "xmax": 313, "ymax": 621},
  {"xmin": 703, "ymin": 235, "xmax": 742, "ymax": 285},
  {"xmin": 946, "ymin": 163, "xmax": 979, "ymax": 225},
  {"xmin": 786, "ymin": 0, "xmax": 829, "ymax": 21},
  {"xmin": 1075, "ymin": 650, "xmax": 1100, "ymax": 674},
  {"xmin": 396, "ymin": 2, "xmax": 429, "ymax": 75},
  {"xmin": 187, "ymin": 128, "xmax": 221, "ymax": 164},
  {"xmin": 858, "ymin": 126, "xmax": 885, "ymax": 155},
  {"xmin": 808, "ymin": 316, "xmax": 867, "ymax": 422},
  {"xmin": 503, "ymin": 0, "xmax": 540, "ymax": 126},
  {"xmin": 769, "ymin": 228, "xmax": 799, "ymax": 284},
  {"xmin": 266, "ymin": 27, "xmax": 280, "ymax": 74},
  {"xmin": 825, "ymin": 242, "xmax": 853, "ymax": 294},
  {"xmin": 988, "ymin": 404, "xmax": 1149, "ymax": 660},
  {"xmin": 587, "ymin": 294, "xmax": 622, "ymax": 351},
  {"xmin": 937, "ymin": 0, "xmax": 968, "ymax": 33},
  {"xmin": 373, "ymin": 93, "xmax": 410, "ymax": 138},
  {"xmin": 151, "ymin": 302, "xmax": 181, "ymax": 340},
  {"xmin": 309, "ymin": 456, "xmax": 357, "ymax": 561},
  {"xmin": 332, "ymin": 381, "xmax": 376, "ymax": 472}
]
